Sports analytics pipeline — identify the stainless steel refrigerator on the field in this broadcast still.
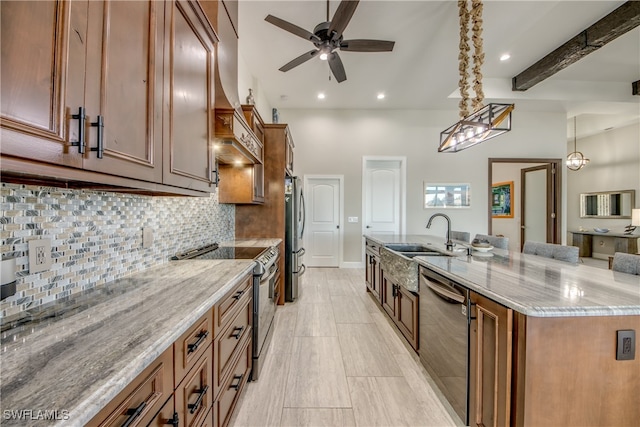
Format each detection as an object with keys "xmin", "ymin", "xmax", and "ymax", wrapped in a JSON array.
[{"xmin": 285, "ymin": 176, "xmax": 305, "ymax": 301}]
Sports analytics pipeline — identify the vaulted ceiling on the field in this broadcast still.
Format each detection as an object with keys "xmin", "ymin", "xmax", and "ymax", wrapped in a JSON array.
[{"xmin": 238, "ymin": 1, "xmax": 640, "ymax": 139}]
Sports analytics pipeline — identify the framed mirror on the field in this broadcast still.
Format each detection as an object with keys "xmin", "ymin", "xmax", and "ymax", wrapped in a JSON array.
[{"xmin": 579, "ymin": 190, "xmax": 635, "ymax": 219}]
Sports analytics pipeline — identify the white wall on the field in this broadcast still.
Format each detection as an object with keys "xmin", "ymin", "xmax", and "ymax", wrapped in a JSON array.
[
  {"xmin": 279, "ymin": 108, "xmax": 567, "ymax": 263},
  {"xmin": 238, "ymin": 51, "xmax": 273, "ymax": 123},
  {"xmin": 566, "ymin": 122, "xmax": 640, "ymax": 257}
]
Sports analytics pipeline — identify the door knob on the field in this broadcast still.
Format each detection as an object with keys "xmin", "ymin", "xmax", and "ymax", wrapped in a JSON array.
[
  {"xmin": 336, "ymin": 225, "xmax": 340, "ymax": 229},
  {"xmin": 366, "ymin": 225, "xmax": 371, "ymax": 229}
]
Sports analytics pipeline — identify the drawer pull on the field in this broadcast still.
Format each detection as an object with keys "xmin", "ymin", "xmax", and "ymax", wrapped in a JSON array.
[
  {"xmin": 187, "ymin": 330, "xmax": 209, "ymax": 354},
  {"xmin": 121, "ymin": 401, "xmax": 146, "ymax": 427},
  {"xmin": 230, "ymin": 374, "xmax": 244, "ymax": 391},
  {"xmin": 232, "ymin": 290, "xmax": 244, "ymax": 300},
  {"xmin": 188, "ymin": 385, "xmax": 209, "ymax": 414},
  {"xmin": 231, "ymin": 326, "xmax": 244, "ymax": 340},
  {"xmin": 165, "ymin": 412, "xmax": 179, "ymax": 426}
]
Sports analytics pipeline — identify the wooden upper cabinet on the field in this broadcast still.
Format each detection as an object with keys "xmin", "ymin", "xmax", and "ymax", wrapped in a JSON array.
[
  {"xmin": 82, "ymin": 0, "xmax": 164, "ymax": 182},
  {"xmin": 162, "ymin": 0, "xmax": 218, "ymax": 192},
  {"xmin": 0, "ymin": 0, "xmax": 86, "ymax": 168}
]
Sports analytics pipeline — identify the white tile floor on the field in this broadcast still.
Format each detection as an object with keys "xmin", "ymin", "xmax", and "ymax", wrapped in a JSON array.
[{"xmin": 230, "ymin": 268, "xmax": 461, "ymax": 427}]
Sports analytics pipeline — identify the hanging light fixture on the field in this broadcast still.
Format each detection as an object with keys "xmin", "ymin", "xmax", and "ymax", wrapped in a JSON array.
[
  {"xmin": 566, "ymin": 116, "xmax": 590, "ymax": 171},
  {"xmin": 439, "ymin": 0, "xmax": 514, "ymax": 153}
]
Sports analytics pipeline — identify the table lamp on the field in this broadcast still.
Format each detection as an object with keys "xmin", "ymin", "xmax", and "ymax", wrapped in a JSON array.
[{"xmin": 626, "ymin": 208, "xmax": 640, "ymax": 234}]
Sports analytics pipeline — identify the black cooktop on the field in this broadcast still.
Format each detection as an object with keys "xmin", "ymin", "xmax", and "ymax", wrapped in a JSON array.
[{"xmin": 172, "ymin": 244, "xmax": 269, "ymax": 261}]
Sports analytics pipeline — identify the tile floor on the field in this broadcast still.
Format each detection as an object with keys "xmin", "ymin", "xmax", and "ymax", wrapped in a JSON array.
[{"xmin": 230, "ymin": 268, "xmax": 460, "ymax": 427}]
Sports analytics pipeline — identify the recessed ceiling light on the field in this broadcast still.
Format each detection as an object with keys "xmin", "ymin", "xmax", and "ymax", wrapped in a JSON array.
[
  {"xmin": 377, "ymin": 93, "xmax": 385, "ymax": 100},
  {"xmin": 500, "ymin": 53, "xmax": 511, "ymax": 61},
  {"xmin": 317, "ymin": 93, "xmax": 325, "ymax": 100}
]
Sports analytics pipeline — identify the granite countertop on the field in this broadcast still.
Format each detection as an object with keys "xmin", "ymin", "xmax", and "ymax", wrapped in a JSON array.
[
  {"xmin": 570, "ymin": 230, "xmax": 639, "ymax": 238},
  {"xmin": 0, "ymin": 260, "xmax": 255, "ymax": 426},
  {"xmin": 219, "ymin": 238, "xmax": 282, "ymax": 248},
  {"xmin": 364, "ymin": 233, "xmax": 640, "ymax": 317}
]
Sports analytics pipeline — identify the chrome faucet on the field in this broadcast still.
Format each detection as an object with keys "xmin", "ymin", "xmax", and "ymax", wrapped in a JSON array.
[{"xmin": 426, "ymin": 213, "xmax": 454, "ymax": 251}]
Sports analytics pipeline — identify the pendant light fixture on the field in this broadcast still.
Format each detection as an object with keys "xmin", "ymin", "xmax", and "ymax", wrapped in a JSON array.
[
  {"xmin": 566, "ymin": 116, "xmax": 590, "ymax": 171},
  {"xmin": 439, "ymin": 0, "xmax": 514, "ymax": 153}
]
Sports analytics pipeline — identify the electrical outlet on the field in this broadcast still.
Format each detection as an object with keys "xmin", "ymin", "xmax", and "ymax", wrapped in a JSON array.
[
  {"xmin": 616, "ymin": 329, "xmax": 635, "ymax": 361},
  {"xmin": 348, "ymin": 217, "xmax": 359, "ymax": 223},
  {"xmin": 142, "ymin": 227, "xmax": 154, "ymax": 249},
  {"xmin": 28, "ymin": 238, "xmax": 52, "ymax": 274}
]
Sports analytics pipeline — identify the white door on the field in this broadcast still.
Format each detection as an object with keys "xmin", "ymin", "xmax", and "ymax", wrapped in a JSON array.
[
  {"xmin": 363, "ymin": 158, "xmax": 405, "ymax": 235},
  {"xmin": 305, "ymin": 177, "xmax": 341, "ymax": 267},
  {"xmin": 522, "ymin": 166, "xmax": 549, "ymax": 246}
]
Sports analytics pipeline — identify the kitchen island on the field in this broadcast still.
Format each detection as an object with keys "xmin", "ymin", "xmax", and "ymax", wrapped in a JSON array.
[
  {"xmin": 0, "ymin": 259, "xmax": 255, "ymax": 426},
  {"xmin": 364, "ymin": 233, "xmax": 640, "ymax": 427}
]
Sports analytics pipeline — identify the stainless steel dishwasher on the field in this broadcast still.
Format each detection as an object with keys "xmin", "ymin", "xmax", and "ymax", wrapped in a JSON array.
[{"xmin": 419, "ymin": 265, "xmax": 470, "ymax": 426}]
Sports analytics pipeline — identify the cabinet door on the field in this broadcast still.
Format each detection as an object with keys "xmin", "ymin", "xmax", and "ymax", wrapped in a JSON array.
[
  {"xmin": 381, "ymin": 273, "xmax": 396, "ymax": 317},
  {"xmin": 396, "ymin": 287, "xmax": 419, "ymax": 351},
  {"xmin": 1, "ymin": 0, "xmax": 86, "ymax": 168},
  {"xmin": 469, "ymin": 292, "xmax": 513, "ymax": 427},
  {"xmin": 162, "ymin": 0, "xmax": 217, "ymax": 192},
  {"xmin": 82, "ymin": 0, "xmax": 164, "ymax": 182}
]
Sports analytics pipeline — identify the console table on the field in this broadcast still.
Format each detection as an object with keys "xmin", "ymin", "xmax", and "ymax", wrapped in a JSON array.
[{"xmin": 570, "ymin": 231, "xmax": 639, "ymax": 257}]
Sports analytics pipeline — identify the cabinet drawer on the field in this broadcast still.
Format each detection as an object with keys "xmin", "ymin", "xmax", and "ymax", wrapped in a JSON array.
[
  {"xmin": 214, "ymin": 296, "xmax": 252, "ymax": 399},
  {"xmin": 89, "ymin": 347, "xmax": 173, "ymax": 427},
  {"xmin": 175, "ymin": 312, "xmax": 213, "ymax": 386},
  {"xmin": 147, "ymin": 395, "xmax": 176, "ymax": 427},
  {"xmin": 175, "ymin": 350, "xmax": 212, "ymax": 427},
  {"xmin": 214, "ymin": 336, "xmax": 252, "ymax": 427},
  {"xmin": 215, "ymin": 275, "xmax": 252, "ymax": 335}
]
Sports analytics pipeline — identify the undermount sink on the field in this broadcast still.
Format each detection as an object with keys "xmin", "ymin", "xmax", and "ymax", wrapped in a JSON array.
[
  {"xmin": 385, "ymin": 244, "xmax": 434, "ymax": 252},
  {"xmin": 398, "ymin": 251, "xmax": 448, "ymax": 258}
]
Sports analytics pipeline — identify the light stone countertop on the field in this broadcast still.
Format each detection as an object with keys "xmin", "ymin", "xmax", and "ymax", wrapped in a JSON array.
[
  {"xmin": 365, "ymin": 233, "xmax": 640, "ymax": 317},
  {"xmin": 0, "ymin": 259, "xmax": 255, "ymax": 426},
  {"xmin": 220, "ymin": 238, "xmax": 282, "ymax": 248}
]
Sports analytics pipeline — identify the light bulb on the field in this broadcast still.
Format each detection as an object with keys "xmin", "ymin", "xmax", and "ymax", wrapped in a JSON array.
[{"xmin": 319, "ymin": 53, "xmax": 328, "ymax": 60}]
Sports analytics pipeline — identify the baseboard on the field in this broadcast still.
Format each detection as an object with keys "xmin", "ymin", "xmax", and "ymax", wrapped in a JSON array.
[{"xmin": 340, "ymin": 261, "xmax": 365, "ymax": 269}]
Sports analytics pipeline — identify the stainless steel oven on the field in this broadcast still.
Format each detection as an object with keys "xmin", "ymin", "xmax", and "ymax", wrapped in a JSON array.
[
  {"xmin": 172, "ymin": 243, "xmax": 279, "ymax": 381},
  {"xmin": 419, "ymin": 265, "xmax": 470, "ymax": 426}
]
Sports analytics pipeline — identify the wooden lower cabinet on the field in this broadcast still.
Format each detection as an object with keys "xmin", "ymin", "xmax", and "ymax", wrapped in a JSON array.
[
  {"xmin": 380, "ymin": 271, "xmax": 419, "ymax": 351},
  {"xmin": 148, "ymin": 395, "xmax": 177, "ymax": 426},
  {"xmin": 365, "ymin": 240, "xmax": 381, "ymax": 302},
  {"xmin": 88, "ymin": 347, "xmax": 174, "ymax": 427},
  {"xmin": 214, "ymin": 335, "xmax": 252, "ymax": 427},
  {"xmin": 470, "ymin": 291, "xmax": 640, "ymax": 427},
  {"xmin": 469, "ymin": 291, "xmax": 513, "ymax": 427},
  {"xmin": 175, "ymin": 350, "xmax": 213, "ymax": 427}
]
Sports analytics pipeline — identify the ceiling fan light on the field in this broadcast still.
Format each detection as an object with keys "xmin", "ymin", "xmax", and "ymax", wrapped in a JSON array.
[{"xmin": 319, "ymin": 52, "xmax": 329, "ymax": 61}]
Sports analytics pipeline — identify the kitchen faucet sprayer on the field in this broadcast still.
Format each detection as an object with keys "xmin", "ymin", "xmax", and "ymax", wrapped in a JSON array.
[{"xmin": 426, "ymin": 213, "xmax": 454, "ymax": 251}]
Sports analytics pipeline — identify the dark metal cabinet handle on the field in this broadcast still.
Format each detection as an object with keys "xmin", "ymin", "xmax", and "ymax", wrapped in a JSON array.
[
  {"xmin": 165, "ymin": 412, "xmax": 179, "ymax": 426},
  {"xmin": 230, "ymin": 374, "xmax": 244, "ymax": 391},
  {"xmin": 121, "ymin": 401, "xmax": 146, "ymax": 427},
  {"xmin": 70, "ymin": 107, "xmax": 86, "ymax": 154},
  {"xmin": 231, "ymin": 326, "xmax": 244, "ymax": 339},
  {"xmin": 90, "ymin": 115, "xmax": 104, "ymax": 158},
  {"xmin": 188, "ymin": 385, "xmax": 209, "ymax": 414},
  {"xmin": 187, "ymin": 330, "xmax": 209, "ymax": 354},
  {"xmin": 232, "ymin": 290, "xmax": 244, "ymax": 300}
]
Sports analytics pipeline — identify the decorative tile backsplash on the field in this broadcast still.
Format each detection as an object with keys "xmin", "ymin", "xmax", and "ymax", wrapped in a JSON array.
[{"xmin": 0, "ymin": 183, "xmax": 234, "ymax": 318}]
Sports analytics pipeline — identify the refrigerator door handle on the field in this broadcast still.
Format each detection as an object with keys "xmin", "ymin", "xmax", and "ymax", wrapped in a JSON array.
[
  {"xmin": 300, "ymin": 192, "xmax": 306, "ymax": 239},
  {"xmin": 295, "ymin": 248, "xmax": 305, "ymax": 257},
  {"xmin": 295, "ymin": 264, "xmax": 306, "ymax": 276}
]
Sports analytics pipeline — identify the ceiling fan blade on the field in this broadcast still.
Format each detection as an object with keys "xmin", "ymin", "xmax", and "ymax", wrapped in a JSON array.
[
  {"xmin": 279, "ymin": 49, "xmax": 320, "ymax": 72},
  {"xmin": 328, "ymin": 0, "xmax": 360, "ymax": 41},
  {"xmin": 328, "ymin": 51, "xmax": 347, "ymax": 83},
  {"xmin": 265, "ymin": 15, "xmax": 320, "ymax": 43},
  {"xmin": 340, "ymin": 39, "xmax": 395, "ymax": 52}
]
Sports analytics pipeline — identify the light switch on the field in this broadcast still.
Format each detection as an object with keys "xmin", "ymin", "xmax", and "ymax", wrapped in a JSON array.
[{"xmin": 348, "ymin": 217, "xmax": 359, "ymax": 223}]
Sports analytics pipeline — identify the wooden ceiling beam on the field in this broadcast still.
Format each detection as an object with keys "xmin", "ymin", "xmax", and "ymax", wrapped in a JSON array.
[{"xmin": 512, "ymin": 1, "xmax": 640, "ymax": 91}]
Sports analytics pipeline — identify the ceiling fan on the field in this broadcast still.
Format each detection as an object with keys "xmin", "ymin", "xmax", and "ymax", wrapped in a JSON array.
[{"xmin": 265, "ymin": 0, "xmax": 395, "ymax": 83}]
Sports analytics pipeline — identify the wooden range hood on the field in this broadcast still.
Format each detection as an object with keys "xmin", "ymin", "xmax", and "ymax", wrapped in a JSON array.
[{"xmin": 204, "ymin": 0, "xmax": 262, "ymax": 165}]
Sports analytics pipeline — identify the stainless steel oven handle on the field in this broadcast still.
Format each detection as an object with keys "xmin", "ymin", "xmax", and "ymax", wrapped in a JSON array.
[
  {"xmin": 261, "ymin": 266, "xmax": 279, "ymax": 284},
  {"xmin": 421, "ymin": 273, "xmax": 465, "ymax": 304}
]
